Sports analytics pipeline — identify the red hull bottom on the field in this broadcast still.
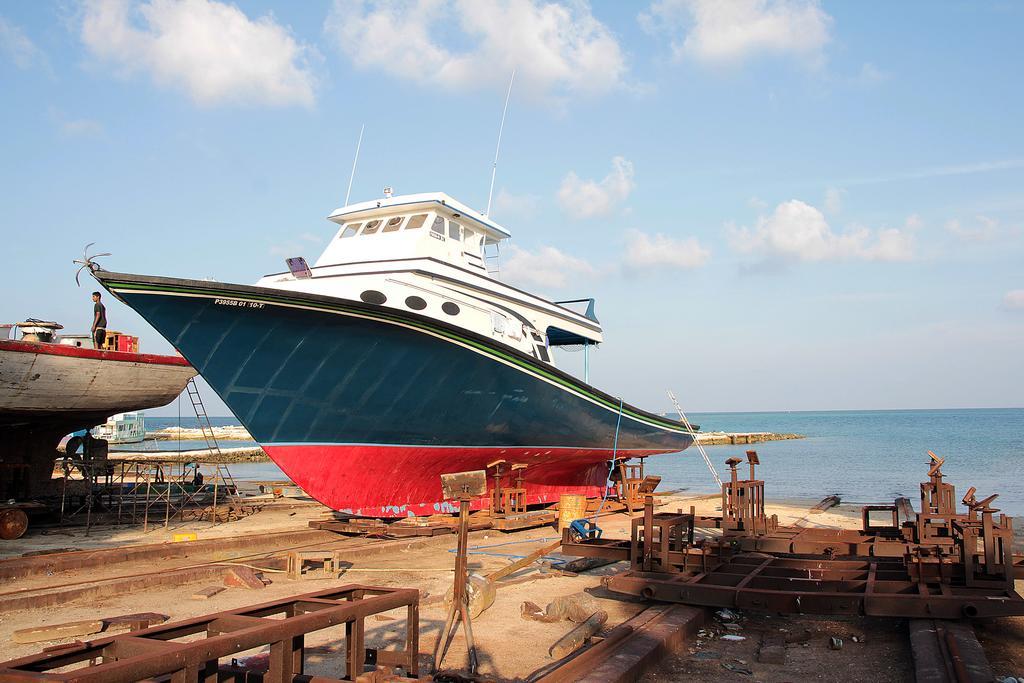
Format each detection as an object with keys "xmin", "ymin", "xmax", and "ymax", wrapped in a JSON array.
[{"xmin": 263, "ymin": 444, "xmax": 674, "ymax": 517}]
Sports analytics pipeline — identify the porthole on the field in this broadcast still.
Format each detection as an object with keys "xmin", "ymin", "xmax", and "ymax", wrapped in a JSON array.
[
  {"xmin": 442, "ymin": 302, "xmax": 460, "ymax": 315},
  {"xmin": 360, "ymin": 290, "xmax": 387, "ymax": 305},
  {"xmin": 405, "ymin": 296, "xmax": 427, "ymax": 310}
]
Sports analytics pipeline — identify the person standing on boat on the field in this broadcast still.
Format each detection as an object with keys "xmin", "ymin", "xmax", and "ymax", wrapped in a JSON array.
[{"xmin": 91, "ymin": 291, "xmax": 107, "ymax": 349}]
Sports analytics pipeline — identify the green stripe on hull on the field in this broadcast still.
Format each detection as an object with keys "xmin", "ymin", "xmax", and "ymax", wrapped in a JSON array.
[{"xmin": 103, "ymin": 277, "xmax": 689, "ymax": 433}]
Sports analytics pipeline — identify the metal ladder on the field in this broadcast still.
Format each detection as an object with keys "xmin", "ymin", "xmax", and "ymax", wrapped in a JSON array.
[
  {"xmin": 484, "ymin": 240, "xmax": 501, "ymax": 277},
  {"xmin": 667, "ymin": 389, "xmax": 722, "ymax": 489},
  {"xmin": 185, "ymin": 378, "xmax": 245, "ymax": 523}
]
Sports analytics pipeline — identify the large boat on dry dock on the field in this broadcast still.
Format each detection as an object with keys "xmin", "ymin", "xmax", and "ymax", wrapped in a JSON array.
[
  {"xmin": 0, "ymin": 322, "xmax": 196, "ymax": 500},
  {"xmin": 92, "ymin": 191, "xmax": 694, "ymax": 516}
]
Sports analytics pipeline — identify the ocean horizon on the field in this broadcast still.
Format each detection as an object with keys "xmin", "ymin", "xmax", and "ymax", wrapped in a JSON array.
[{"xmin": 140, "ymin": 407, "xmax": 1024, "ymax": 516}]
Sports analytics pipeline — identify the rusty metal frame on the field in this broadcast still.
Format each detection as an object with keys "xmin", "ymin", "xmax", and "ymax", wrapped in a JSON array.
[
  {"xmin": 607, "ymin": 554, "xmax": 1024, "ymax": 619},
  {"xmin": 0, "ymin": 585, "xmax": 419, "ymax": 682},
  {"xmin": 563, "ymin": 451, "xmax": 1024, "ymax": 621}
]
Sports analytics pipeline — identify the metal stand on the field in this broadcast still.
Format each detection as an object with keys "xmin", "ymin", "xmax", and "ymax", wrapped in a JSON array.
[{"xmin": 432, "ymin": 470, "xmax": 486, "ymax": 675}]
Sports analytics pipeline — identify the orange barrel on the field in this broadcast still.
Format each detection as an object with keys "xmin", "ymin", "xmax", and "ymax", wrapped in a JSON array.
[{"xmin": 558, "ymin": 494, "xmax": 587, "ymax": 531}]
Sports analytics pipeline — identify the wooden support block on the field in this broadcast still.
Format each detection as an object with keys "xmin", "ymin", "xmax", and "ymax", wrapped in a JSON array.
[
  {"xmin": 12, "ymin": 620, "xmax": 105, "ymax": 644},
  {"xmin": 758, "ymin": 633, "xmax": 786, "ymax": 664},
  {"xmin": 549, "ymin": 611, "xmax": 608, "ymax": 659},
  {"xmin": 104, "ymin": 612, "xmax": 169, "ymax": 632},
  {"xmin": 224, "ymin": 566, "xmax": 266, "ymax": 589},
  {"xmin": 191, "ymin": 586, "xmax": 226, "ymax": 600}
]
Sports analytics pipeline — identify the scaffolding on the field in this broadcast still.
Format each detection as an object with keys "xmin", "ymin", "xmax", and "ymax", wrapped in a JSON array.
[{"xmin": 57, "ymin": 379, "xmax": 252, "ymax": 532}]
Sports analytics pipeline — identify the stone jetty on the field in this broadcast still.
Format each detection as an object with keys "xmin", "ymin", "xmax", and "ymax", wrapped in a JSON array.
[{"xmin": 693, "ymin": 431, "xmax": 804, "ymax": 445}]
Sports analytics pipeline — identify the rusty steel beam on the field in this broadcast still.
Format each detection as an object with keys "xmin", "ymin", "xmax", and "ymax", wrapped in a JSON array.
[
  {"xmin": 909, "ymin": 619, "xmax": 993, "ymax": 683},
  {"xmin": 534, "ymin": 604, "xmax": 706, "ymax": 683},
  {"xmin": 0, "ymin": 585, "xmax": 420, "ymax": 683}
]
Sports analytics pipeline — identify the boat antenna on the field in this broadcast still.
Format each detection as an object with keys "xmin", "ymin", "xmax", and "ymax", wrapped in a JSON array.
[
  {"xmin": 485, "ymin": 69, "xmax": 515, "ymax": 216},
  {"xmin": 344, "ymin": 123, "xmax": 365, "ymax": 207}
]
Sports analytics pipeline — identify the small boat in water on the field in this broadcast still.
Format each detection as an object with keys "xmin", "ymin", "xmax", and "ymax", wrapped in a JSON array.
[
  {"xmin": 92, "ymin": 411, "xmax": 146, "ymax": 444},
  {"xmin": 93, "ymin": 191, "xmax": 694, "ymax": 515}
]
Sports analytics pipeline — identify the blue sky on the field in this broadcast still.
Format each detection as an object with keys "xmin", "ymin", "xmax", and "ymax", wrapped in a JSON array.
[{"xmin": 1, "ymin": 0, "xmax": 1022, "ymax": 416}]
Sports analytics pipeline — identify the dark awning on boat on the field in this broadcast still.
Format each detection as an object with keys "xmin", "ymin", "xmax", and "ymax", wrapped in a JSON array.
[
  {"xmin": 548, "ymin": 298, "xmax": 601, "ymax": 348},
  {"xmin": 547, "ymin": 326, "xmax": 598, "ymax": 347}
]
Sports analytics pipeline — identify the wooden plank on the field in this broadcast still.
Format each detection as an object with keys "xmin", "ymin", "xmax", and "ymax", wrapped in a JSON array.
[
  {"xmin": 191, "ymin": 586, "xmax": 225, "ymax": 600},
  {"xmin": 12, "ymin": 620, "xmax": 104, "ymax": 644}
]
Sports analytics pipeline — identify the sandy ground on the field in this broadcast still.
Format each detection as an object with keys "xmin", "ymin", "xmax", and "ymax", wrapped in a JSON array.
[
  {"xmin": 0, "ymin": 497, "xmax": 328, "ymax": 559},
  {"xmin": 1, "ymin": 495, "xmax": 1022, "ymax": 680}
]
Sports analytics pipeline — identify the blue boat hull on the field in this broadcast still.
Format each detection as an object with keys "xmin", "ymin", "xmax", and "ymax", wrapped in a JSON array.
[{"xmin": 96, "ymin": 272, "xmax": 693, "ymax": 515}]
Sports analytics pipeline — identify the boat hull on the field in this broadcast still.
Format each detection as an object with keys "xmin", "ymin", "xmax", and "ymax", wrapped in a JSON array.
[
  {"xmin": 96, "ymin": 272, "xmax": 693, "ymax": 516},
  {"xmin": 0, "ymin": 340, "xmax": 195, "ymax": 428},
  {"xmin": 0, "ymin": 339, "xmax": 196, "ymax": 497}
]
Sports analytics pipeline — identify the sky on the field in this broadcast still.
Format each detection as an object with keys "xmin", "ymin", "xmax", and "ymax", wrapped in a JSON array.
[{"xmin": 1, "ymin": 0, "xmax": 1022, "ymax": 417}]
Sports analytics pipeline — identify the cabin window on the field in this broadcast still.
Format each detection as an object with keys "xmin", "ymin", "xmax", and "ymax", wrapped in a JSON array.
[
  {"xmin": 406, "ymin": 214, "xmax": 427, "ymax": 229},
  {"xmin": 340, "ymin": 222, "xmax": 361, "ymax": 238},
  {"xmin": 431, "ymin": 216, "xmax": 445, "ymax": 235},
  {"xmin": 448, "ymin": 221, "xmax": 462, "ymax": 240},
  {"xmin": 491, "ymin": 312, "xmax": 507, "ymax": 335},
  {"xmin": 362, "ymin": 219, "xmax": 382, "ymax": 235},
  {"xmin": 383, "ymin": 216, "xmax": 404, "ymax": 233}
]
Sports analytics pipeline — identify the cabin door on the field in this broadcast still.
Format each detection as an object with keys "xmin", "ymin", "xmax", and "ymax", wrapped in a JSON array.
[{"xmin": 447, "ymin": 220, "xmax": 464, "ymax": 264}]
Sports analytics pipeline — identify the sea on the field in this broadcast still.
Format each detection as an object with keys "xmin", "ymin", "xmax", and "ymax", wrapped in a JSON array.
[{"xmin": 126, "ymin": 409, "xmax": 1024, "ymax": 515}]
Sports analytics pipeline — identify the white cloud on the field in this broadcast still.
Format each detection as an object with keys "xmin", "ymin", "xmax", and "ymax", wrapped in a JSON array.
[
  {"xmin": 624, "ymin": 230, "xmax": 710, "ymax": 271},
  {"xmin": 1003, "ymin": 290, "xmax": 1024, "ymax": 311},
  {"xmin": 271, "ymin": 232, "xmax": 322, "ymax": 257},
  {"xmin": 641, "ymin": 0, "xmax": 832, "ymax": 66},
  {"xmin": 838, "ymin": 158, "xmax": 1024, "ymax": 187},
  {"xmin": 324, "ymin": 0, "xmax": 626, "ymax": 101},
  {"xmin": 0, "ymin": 16, "xmax": 46, "ymax": 70},
  {"xmin": 80, "ymin": 0, "xmax": 318, "ymax": 107},
  {"xmin": 728, "ymin": 199, "xmax": 915, "ymax": 263},
  {"xmin": 501, "ymin": 245, "xmax": 595, "ymax": 289},
  {"xmin": 945, "ymin": 215, "xmax": 1000, "ymax": 243},
  {"xmin": 48, "ymin": 107, "xmax": 104, "ymax": 137},
  {"xmin": 492, "ymin": 188, "xmax": 540, "ymax": 218},
  {"xmin": 558, "ymin": 156, "xmax": 635, "ymax": 219},
  {"xmin": 854, "ymin": 61, "xmax": 889, "ymax": 85},
  {"xmin": 823, "ymin": 187, "xmax": 844, "ymax": 215}
]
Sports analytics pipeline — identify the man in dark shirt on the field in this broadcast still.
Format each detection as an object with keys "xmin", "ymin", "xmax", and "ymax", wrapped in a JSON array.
[{"xmin": 91, "ymin": 291, "xmax": 107, "ymax": 349}]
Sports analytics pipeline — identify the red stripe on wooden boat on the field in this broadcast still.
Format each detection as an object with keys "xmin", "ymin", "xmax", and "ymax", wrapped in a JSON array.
[{"xmin": 0, "ymin": 339, "xmax": 191, "ymax": 367}]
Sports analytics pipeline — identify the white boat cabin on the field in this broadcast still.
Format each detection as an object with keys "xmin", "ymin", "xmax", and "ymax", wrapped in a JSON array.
[
  {"xmin": 92, "ymin": 411, "xmax": 146, "ymax": 444},
  {"xmin": 315, "ymin": 192, "xmax": 504, "ymax": 274},
  {"xmin": 258, "ymin": 192, "xmax": 602, "ymax": 368}
]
